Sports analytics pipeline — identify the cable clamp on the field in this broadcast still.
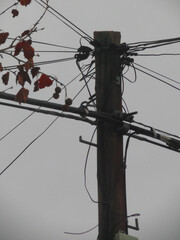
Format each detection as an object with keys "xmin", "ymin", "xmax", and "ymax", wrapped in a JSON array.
[{"xmin": 152, "ymin": 128, "xmax": 158, "ymax": 139}]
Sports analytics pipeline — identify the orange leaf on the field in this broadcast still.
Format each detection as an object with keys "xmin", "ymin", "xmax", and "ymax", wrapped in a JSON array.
[
  {"xmin": 19, "ymin": 0, "xmax": 32, "ymax": 6},
  {"xmin": 15, "ymin": 87, "xmax": 29, "ymax": 104},
  {"xmin": 0, "ymin": 32, "xmax": 9, "ymax": 45},
  {"xmin": 38, "ymin": 74, "xmax": 53, "ymax": 89},
  {"xmin": 2, "ymin": 72, "xmax": 9, "ymax": 85}
]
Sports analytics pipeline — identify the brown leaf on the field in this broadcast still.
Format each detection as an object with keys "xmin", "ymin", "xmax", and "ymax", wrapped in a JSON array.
[
  {"xmin": 15, "ymin": 87, "xmax": 29, "ymax": 104},
  {"xmin": 21, "ymin": 30, "xmax": 30, "ymax": 37},
  {"xmin": 16, "ymin": 71, "xmax": 31, "ymax": 86},
  {"xmin": 2, "ymin": 72, "xmax": 9, "ymax": 85},
  {"xmin": 24, "ymin": 59, "xmax": 34, "ymax": 71},
  {"xmin": 19, "ymin": 0, "xmax": 32, "ymax": 6},
  {"xmin": 14, "ymin": 41, "xmax": 34, "ymax": 60},
  {"xmin": 12, "ymin": 9, "xmax": 19, "ymax": 18},
  {"xmin": 0, "ymin": 63, "xmax": 3, "ymax": 72},
  {"xmin": 31, "ymin": 67, "xmax": 40, "ymax": 78},
  {"xmin": 0, "ymin": 32, "xmax": 9, "ymax": 45}
]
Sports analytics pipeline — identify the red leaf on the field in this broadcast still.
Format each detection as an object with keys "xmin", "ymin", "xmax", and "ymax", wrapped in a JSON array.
[
  {"xmin": 0, "ymin": 32, "xmax": 9, "ymax": 45},
  {"xmin": 15, "ymin": 87, "xmax": 29, "ymax": 104},
  {"xmin": 12, "ymin": 9, "xmax": 19, "ymax": 18},
  {"xmin": 2, "ymin": 72, "xmax": 9, "ymax": 85},
  {"xmin": 14, "ymin": 41, "xmax": 34, "ymax": 60},
  {"xmin": 19, "ymin": 0, "xmax": 31, "ymax": 6},
  {"xmin": 38, "ymin": 74, "xmax": 53, "ymax": 89}
]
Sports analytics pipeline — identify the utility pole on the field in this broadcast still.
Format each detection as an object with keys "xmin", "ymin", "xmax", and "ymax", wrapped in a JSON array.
[{"xmin": 94, "ymin": 31, "xmax": 128, "ymax": 240}]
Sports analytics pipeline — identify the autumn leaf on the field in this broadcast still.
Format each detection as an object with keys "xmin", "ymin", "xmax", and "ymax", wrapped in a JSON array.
[
  {"xmin": 12, "ymin": 9, "xmax": 19, "ymax": 18},
  {"xmin": 0, "ymin": 63, "xmax": 3, "ymax": 72},
  {"xmin": 14, "ymin": 41, "xmax": 34, "ymax": 60},
  {"xmin": 18, "ymin": 0, "xmax": 32, "ymax": 6},
  {"xmin": 21, "ymin": 30, "xmax": 30, "ymax": 37},
  {"xmin": 2, "ymin": 72, "xmax": 9, "ymax": 85},
  {"xmin": 31, "ymin": 67, "xmax": 40, "ymax": 78},
  {"xmin": 15, "ymin": 87, "xmax": 29, "ymax": 104},
  {"xmin": 38, "ymin": 74, "xmax": 53, "ymax": 89},
  {"xmin": 16, "ymin": 70, "xmax": 31, "ymax": 86},
  {"xmin": 0, "ymin": 32, "xmax": 9, "ymax": 45},
  {"xmin": 24, "ymin": 59, "xmax": 34, "ymax": 71}
]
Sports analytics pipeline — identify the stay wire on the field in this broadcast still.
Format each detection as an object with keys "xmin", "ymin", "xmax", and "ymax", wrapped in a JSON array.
[{"xmin": 35, "ymin": 0, "xmax": 93, "ymax": 42}]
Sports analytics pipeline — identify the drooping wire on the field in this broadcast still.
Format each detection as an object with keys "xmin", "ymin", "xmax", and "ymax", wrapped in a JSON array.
[
  {"xmin": 84, "ymin": 126, "xmax": 99, "ymax": 204},
  {"xmin": 35, "ymin": 0, "xmax": 93, "ymax": 42},
  {"xmin": 0, "ymin": 116, "xmax": 59, "ymax": 176},
  {"xmin": 64, "ymin": 224, "xmax": 98, "ymax": 235},
  {"xmin": 123, "ymin": 132, "xmax": 136, "ymax": 168}
]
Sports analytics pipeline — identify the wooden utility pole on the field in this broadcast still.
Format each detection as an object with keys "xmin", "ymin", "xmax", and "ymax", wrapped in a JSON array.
[{"xmin": 94, "ymin": 31, "xmax": 128, "ymax": 240}]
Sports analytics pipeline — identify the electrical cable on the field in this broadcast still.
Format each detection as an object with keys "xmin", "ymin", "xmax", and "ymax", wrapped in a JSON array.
[
  {"xmin": 135, "ymin": 53, "xmax": 180, "ymax": 57},
  {"xmin": 7, "ymin": 37, "xmax": 78, "ymax": 51},
  {"xmin": 123, "ymin": 132, "xmax": 136, "ymax": 168},
  {"xmin": 64, "ymin": 224, "xmax": 98, "ymax": 235},
  {"xmin": 0, "ymin": 116, "xmax": 59, "ymax": 176},
  {"xmin": 3, "ymin": 57, "xmax": 75, "ymax": 71},
  {"xmin": 133, "ymin": 65, "xmax": 180, "ymax": 91},
  {"xmin": 134, "ymin": 62, "xmax": 180, "ymax": 86},
  {"xmin": 84, "ymin": 126, "xmax": 99, "ymax": 204},
  {"xmin": 35, "ymin": 0, "xmax": 93, "ymax": 42}
]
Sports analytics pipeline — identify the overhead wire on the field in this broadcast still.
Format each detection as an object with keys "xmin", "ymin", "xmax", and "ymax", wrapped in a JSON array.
[
  {"xmin": 0, "ymin": 116, "xmax": 59, "ymax": 176},
  {"xmin": 132, "ymin": 65, "xmax": 180, "ymax": 91},
  {"xmin": 35, "ymin": 0, "xmax": 93, "ymax": 42},
  {"xmin": 134, "ymin": 62, "xmax": 180, "ymax": 86}
]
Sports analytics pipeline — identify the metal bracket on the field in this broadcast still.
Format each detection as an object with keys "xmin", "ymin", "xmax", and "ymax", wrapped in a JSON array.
[
  {"xmin": 128, "ymin": 218, "xmax": 139, "ymax": 231},
  {"xmin": 79, "ymin": 136, "xmax": 97, "ymax": 147}
]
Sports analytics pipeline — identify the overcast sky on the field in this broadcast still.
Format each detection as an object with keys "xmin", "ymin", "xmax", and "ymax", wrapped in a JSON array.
[{"xmin": 0, "ymin": 1, "xmax": 180, "ymax": 240}]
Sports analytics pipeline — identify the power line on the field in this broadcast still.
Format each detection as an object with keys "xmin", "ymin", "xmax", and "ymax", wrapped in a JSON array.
[
  {"xmin": 135, "ymin": 53, "xmax": 180, "ymax": 57},
  {"xmin": 133, "ymin": 65, "xmax": 180, "ymax": 91},
  {"xmin": 0, "ymin": 116, "xmax": 59, "ymax": 176},
  {"xmin": 7, "ymin": 38, "xmax": 77, "ymax": 50},
  {"xmin": 134, "ymin": 62, "xmax": 180, "ymax": 86},
  {"xmin": 4, "ymin": 57, "xmax": 75, "ymax": 71},
  {"xmin": 35, "ymin": 0, "xmax": 93, "ymax": 42}
]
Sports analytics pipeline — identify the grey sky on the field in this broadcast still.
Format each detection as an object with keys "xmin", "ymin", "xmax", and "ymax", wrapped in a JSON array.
[{"xmin": 0, "ymin": 1, "xmax": 180, "ymax": 240}]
